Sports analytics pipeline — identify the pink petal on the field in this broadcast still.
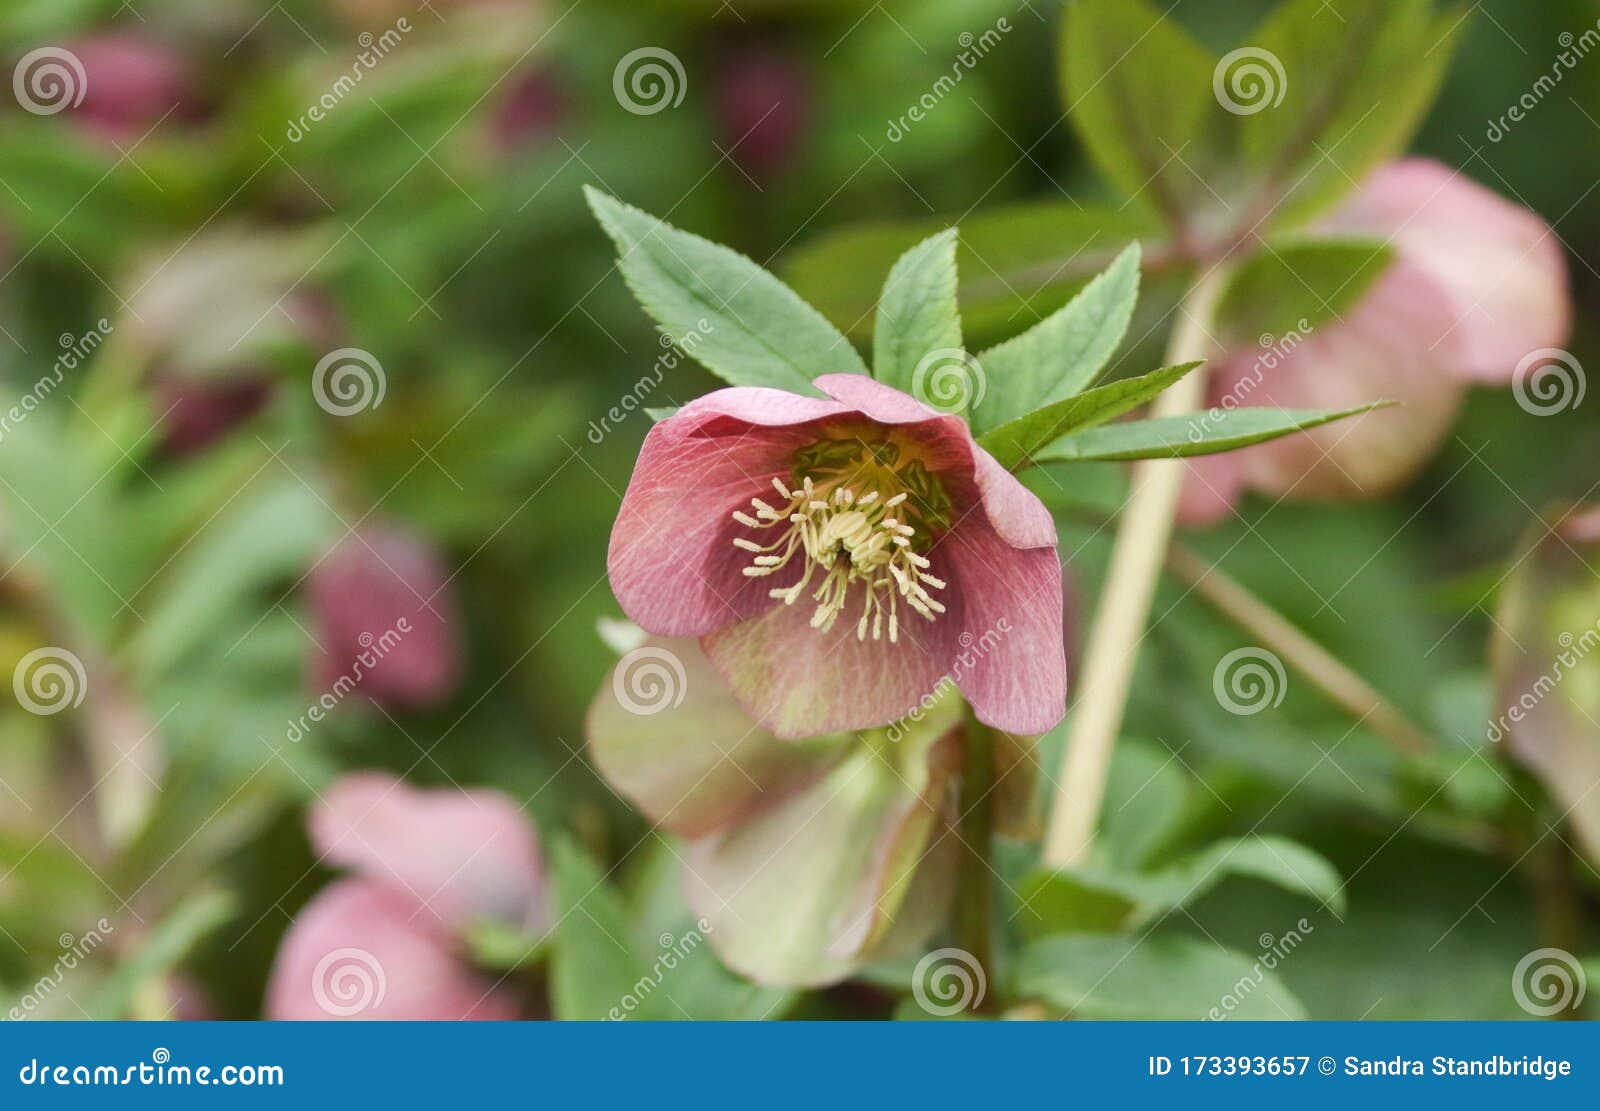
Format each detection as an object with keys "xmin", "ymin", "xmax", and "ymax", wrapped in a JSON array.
[
  {"xmin": 701, "ymin": 545, "xmax": 964, "ymax": 738},
  {"xmin": 67, "ymin": 36, "xmax": 195, "ymax": 142},
  {"xmin": 585, "ymin": 638, "xmax": 852, "ymax": 837},
  {"xmin": 309, "ymin": 772, "xmax": 543, "ymax": 934},
  {"xmin": 1321, "ymin": 158, "xmax": 1570, "ymax": 381},
  {"xmin": 1177, "ymin": 446, "xmax": 1250, "ymax": 527},
  {"xmin": 265, "ymin": 880, "xmax": 520, "ymax": 1020},
  {"xmin": 939, "ymin": 518, "xmax": 1067, "ymax": 735}
]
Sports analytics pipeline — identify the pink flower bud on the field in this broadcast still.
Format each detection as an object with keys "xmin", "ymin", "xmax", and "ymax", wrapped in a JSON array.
[
  {"xmin": 711, "ymin": 47, "xmax": 812, "ymax": 181},
  {"xmin": 490, "ymin": 68, "xmax": 566, "ymax": 151},
  {"xmin": 307, "ymin": 525, "xmax": 462, "ymax": 709},
  {"xmin": 64, "ymin": 35, "xmax": 197, "ymax": 143},
  {"xmin": 154, "ymin": 374, "xmax": 273, "ymax": 458}
]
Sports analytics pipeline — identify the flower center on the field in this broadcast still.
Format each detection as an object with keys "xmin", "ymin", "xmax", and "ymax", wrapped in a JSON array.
[{"xmin": 732, "ymin": 437, "xmax": 949, "ymax": 643}]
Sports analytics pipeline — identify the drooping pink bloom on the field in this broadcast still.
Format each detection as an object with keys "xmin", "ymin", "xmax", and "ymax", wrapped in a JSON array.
[
  {"xmin": 265, "ymin": 772, "xmax": 542, "ymax": 1020},
  {"xmin": 1181, "ymin": 158, "xmax": 1570, "ymax": 523},
  {"xmin": 65, "ymin": 36, "xmax": 197, "ymax": 143},
  {"xmin": 608, "ymin": 373, "xmax": 1066, "ymax": 738},
  {"xmin": 308, "ymin": 525, "xmax": 463, "ymax": 709},
  {"xmin": 490, "ymin": 68, "xmax": 565, "ymax": 151},
  {"xmin": 587, "ymin": 636, "xmax": 963, "ymax": 986},
  {"xmin": 155, "ymin": 374, "xmax": 274, "ymax": 458}
]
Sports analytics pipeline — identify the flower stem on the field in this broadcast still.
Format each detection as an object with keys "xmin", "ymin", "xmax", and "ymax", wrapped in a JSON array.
[
  {"xmin": 955, "ymin": 704, "xmax": 996, "ymax": 1006},
  {"xmin": 1042, "ymin": 269, "xmax": 1227, "ymax": 869},
  {"xmin": 1165, "ymin": 544, "xmax": 1435, "ymax": 756}
]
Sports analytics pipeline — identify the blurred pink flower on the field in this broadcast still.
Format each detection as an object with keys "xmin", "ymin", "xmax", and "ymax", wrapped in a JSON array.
[
  {"xmin": 65, "ymin": 35, "xmax": 196, "ymax": 143},
  {"xmin": 155, "ymin": 375, "xmax": 273, "ymax": 458},
  {"xmin": 308, "ymin": 524, "xmax": 463, "ymax": 709},
  {"xmin": 491, "ymin": 69, "xmax": 565, "ymax": 150},
  {"xmin": 265, "ymin": 772, "xmax": 543, "ymax": 1020},
  {"xmin": 608, "ymin": 373, "xmax": 1066, "ymax": 738},
  {"xmin": 1181, "ymin": 158, "xmax": 1571, "ymax": 523},
  {"xmin": 712, "ymin": 46, "xmax": 811, "ymax": 180}
]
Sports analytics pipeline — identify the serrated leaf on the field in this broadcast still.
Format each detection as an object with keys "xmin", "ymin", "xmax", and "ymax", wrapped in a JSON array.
[
  {"xmin": 1018, "ymin": 933, "xmax": 1307, "ymax": 1019},
  {"xmin": 1240, "ymin": 0, "xmax": 1462, "ymax": 226},
  {"xmin": 1031, "ymin": 402, "xmax": 1385, "ymax": 463},
  {"xmin": 1213, "ymin": 238, "xmax": 1394, "ymax": 343},
  {"xmin": 1019, "ymin": 834, "xmax": 1346, "ymax": 938},
  {"xmin": 978, "ymin": 361, "xmax": 1201, "ymax": 472},
  {"xmin": 586, "ymin": 188, "xmax": 864, "ymax": 395},
  {"xmin": 971, "ymin": 243, "xmax": 1141, "ymax": 435},
  {"xmin": 873, "ymin": 229, "xmax": 961, "ymax": 396},
  {"xmin": 783, "ymin": 201, "xmax": 1160, "ymax": 346},
  {"xmin": 1061, "ymin": 0, "xmax": 1219, "ymax": 226}
]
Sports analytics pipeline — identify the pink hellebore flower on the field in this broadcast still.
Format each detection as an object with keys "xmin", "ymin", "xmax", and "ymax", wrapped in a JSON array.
[
  {"xmin": 308, "ymin": 525, "xmax": 463, "ymax": 709},
  {"xmin": 1181, "ymin": 157, "xmax": 1570, "ymax": 523},
  {"xmin": 266, "ymin": 772, "xmax": 544, "ymax": 1020},
  {"xmin": 607, "ymin": 373, "xmax": 1066, "ymax": 738},
  {"xmin": 711, "ymin": 46, "xmax": 812, "ymax": 181}
]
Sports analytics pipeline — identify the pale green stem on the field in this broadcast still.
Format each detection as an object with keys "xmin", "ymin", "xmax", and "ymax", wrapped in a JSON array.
[{"xmin": 1042, "ymin": 269, "xmax": 1227, "ymax": 869}]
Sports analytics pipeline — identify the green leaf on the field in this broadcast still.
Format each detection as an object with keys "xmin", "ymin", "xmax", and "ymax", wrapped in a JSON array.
[
  {"xmin": 585, "ymin": 187, "xmax": 864, "ymax": 395},
  {"xmin": 1213, "ymin": 238, "xmax": 1394, "ymax": 343},
  {"xmin": 1101, "ymin": 738, "xmax": 1191, "ymax": 871},
  {"xmin": 1061, "ymin": 0, "xmax": 1219, "ymax": 226},
  {"xmin": 873, "ymin": 229, "xmax": 962, "ymax": 396},
  {"xmin": 84, "ymin": 889, "xmax": 235, "ymax": 1020},
  {"xmin": 977, "ymin": 362, "xmax": 1201, "ymax": 472},
  {"xmin": 971, "ymin": 243, "xmax": 1140, "ymax": 435},
  {"xmin": 1018, "ymin": 933, "xmax": 1307, "ymax": 1019},
  {"xmin": 1020, "ymin": 834, "xmax": 1345, "ymax": 938},
  {"xmin": 1240, "ymin": 0, "xmax": 1463, "ymax": 226},
  {"xmin": 549, "ymin": 837, "xmax": 659, "ymax": 1021},
  {"xmin": 783, "ymin": 201, "xmax": 1160, "ymax": 346},
  {"xmin": 1031, "ymin": 402, "xmax": 1385, "ymax": 463},
  {"xmin": 465, "ymin": 919, "xmax": 551, "ymax": 971}
]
